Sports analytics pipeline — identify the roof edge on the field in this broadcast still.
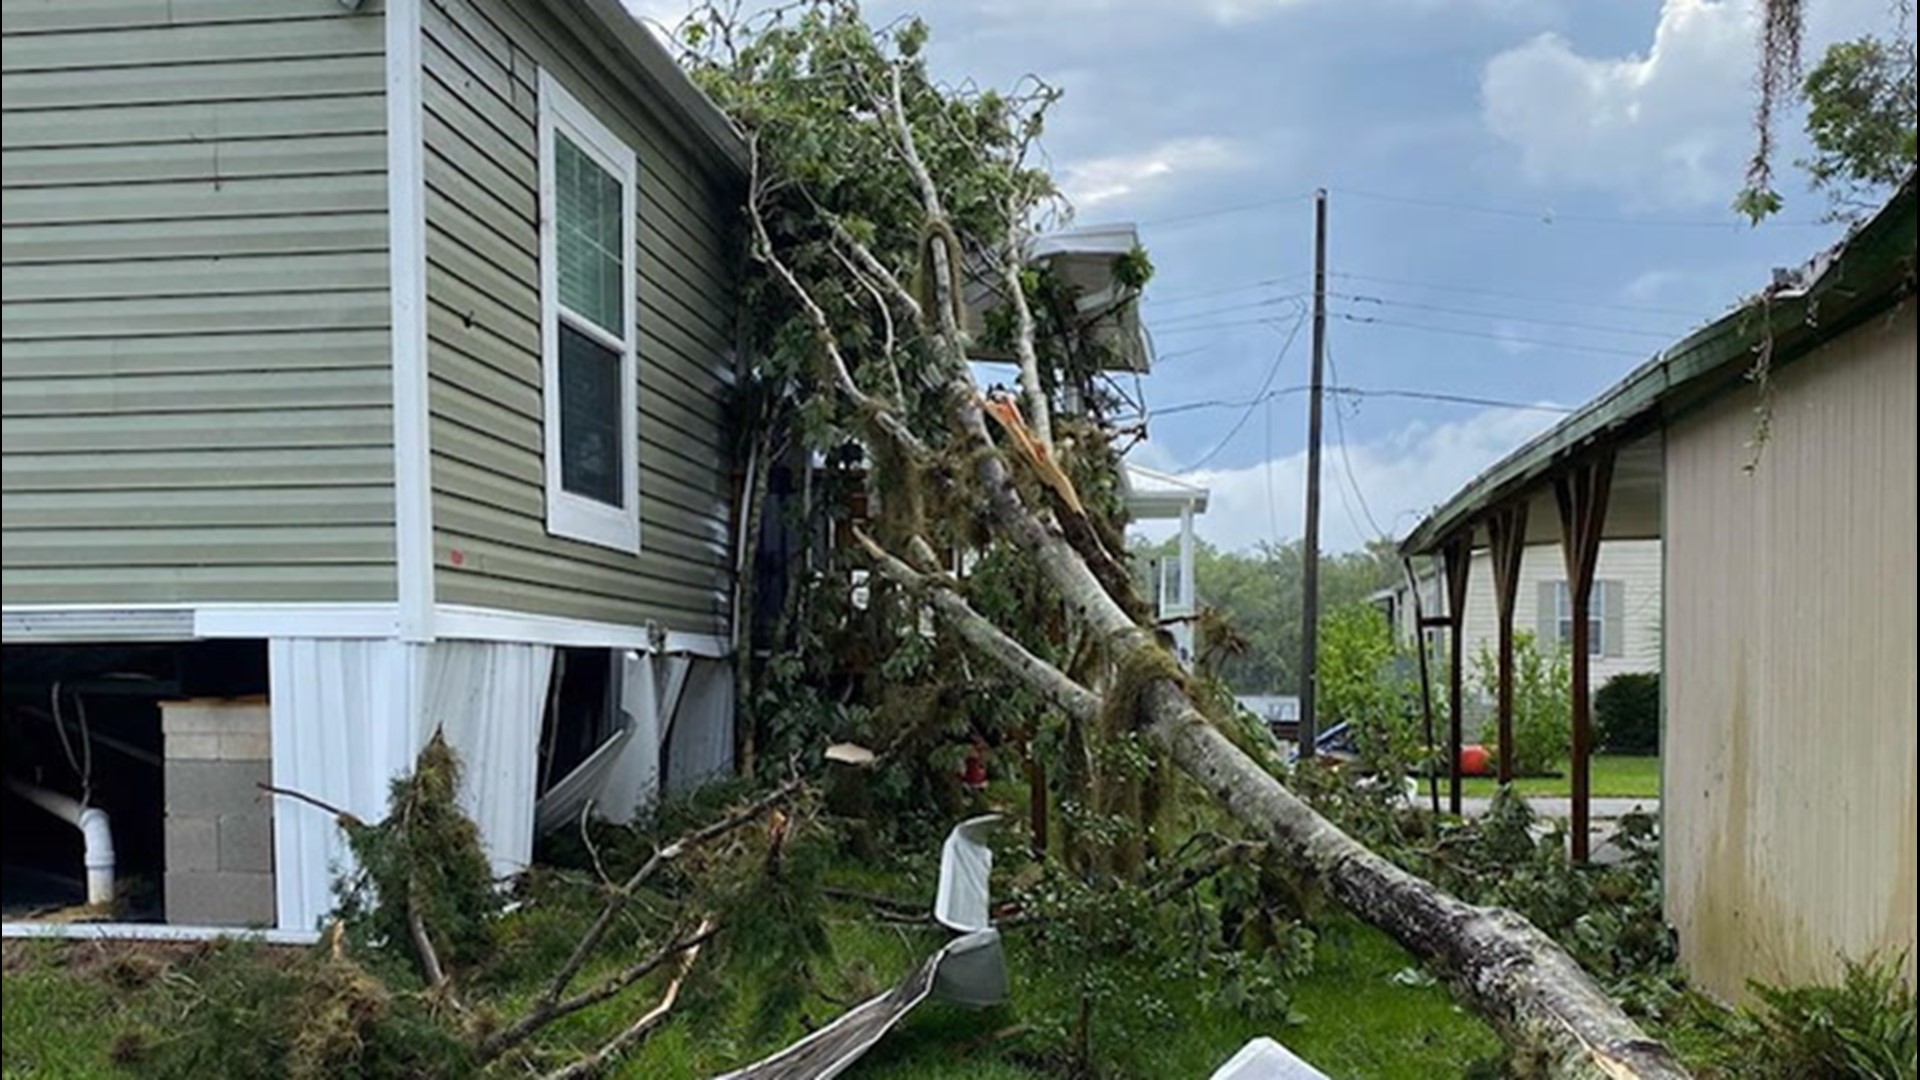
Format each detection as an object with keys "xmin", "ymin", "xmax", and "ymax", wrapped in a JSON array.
[
  {"xmin": 1400, "ymin": 177, "xmax": 1917, "ymax": 556},
  {"xmin": 578, "ymin": 0, "xmax": 749, "ymax": 179}
]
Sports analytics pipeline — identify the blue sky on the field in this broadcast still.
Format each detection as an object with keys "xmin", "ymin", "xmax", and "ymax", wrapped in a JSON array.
[{"xmin": 636, "ymin": 0, "xmax": 1898, "ymax": 551}]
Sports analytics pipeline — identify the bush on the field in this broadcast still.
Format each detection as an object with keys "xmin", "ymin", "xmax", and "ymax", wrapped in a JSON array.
[
  {"xmin": 1721, "ymin": 954, "xmax": 1918, "ymax": 1079},
  {"xmin": 1596, "ymin": 672, "xmax": 1660, "ymax": 754},
  {"xmin": 1471, "ymin": 631, "xmax": 1571, "ymax": 777},
  {"xmin": 1317, "ymin": 603, "xmax": 1422, "ymax": 773}
]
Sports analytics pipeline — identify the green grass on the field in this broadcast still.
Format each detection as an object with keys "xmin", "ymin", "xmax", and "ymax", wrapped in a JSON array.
[
  {"xmin": 3, "ymin": 882, "xmax": 1503, "ymax": 1080},
  {"xmin": 1458, "ymin": 754, "xmax": 1661, "ymax": 800},
  {"xmin": 2, "ymin": 943, "xmax": 130, "ymax": 1079}
]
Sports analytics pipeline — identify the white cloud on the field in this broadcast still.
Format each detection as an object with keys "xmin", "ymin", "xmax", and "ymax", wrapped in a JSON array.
[
  {"xmin": 1057, "ymin": 136, "xmax": 1248, "ymax": 209},
  {"xmin": 1131, "ymin": 405, "xmax": 1560, "ymax": 553},
  {"xmin": 1480, "ymin": 0, "xmax": 1889, "ymax": 208}
]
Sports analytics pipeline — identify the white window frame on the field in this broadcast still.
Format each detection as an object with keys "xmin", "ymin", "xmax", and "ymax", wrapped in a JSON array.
[
  {"xmin": 538, "ymin": 69, "xmax": 640, "ymax": 554},
  {"xmin": 1553, "ymin": 580, "xmax": 1605, "ymax": 656}
]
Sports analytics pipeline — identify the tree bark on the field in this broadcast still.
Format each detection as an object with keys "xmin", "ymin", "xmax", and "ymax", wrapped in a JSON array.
[
  {"xmin": 860, "ymin": 540, "xmax": 1687, "ymax": 1078},
  {"xmin": 1141, "ymin": 681, "xmax": 1687, "ymax": 1080}
]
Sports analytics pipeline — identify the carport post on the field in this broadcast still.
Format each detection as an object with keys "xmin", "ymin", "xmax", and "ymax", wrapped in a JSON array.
[
  {"xmin": 1554, "ymin": 454, "xmax": 1614, "ymax": 864},
  {"xmin": 1441, "ymin": 532, "xmax": 1472, "ymax": 817},
  {"xmin": 1487, "ymin": 502, "xmax": 1529, "ymax": 787}
]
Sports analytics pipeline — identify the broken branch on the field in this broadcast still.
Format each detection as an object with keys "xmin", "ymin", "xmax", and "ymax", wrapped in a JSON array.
[{"xmin": 535, "ymin": 917, "xmax": 714, "ymax": 1080}]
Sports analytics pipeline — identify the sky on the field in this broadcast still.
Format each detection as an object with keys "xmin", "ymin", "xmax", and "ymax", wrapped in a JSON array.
[{"xmin": 630, "ymin": 0, "xmax": 1900, "ymax": 553}]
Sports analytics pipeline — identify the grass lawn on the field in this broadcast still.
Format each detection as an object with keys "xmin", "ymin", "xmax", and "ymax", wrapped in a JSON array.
[
  {"xmin": 1458, "ymin": 754, "xmax": 1660, "ymax": 800},
  {"xmin": 3, "ymin": 877, "xmax": 1503, "ymax": 1080}
]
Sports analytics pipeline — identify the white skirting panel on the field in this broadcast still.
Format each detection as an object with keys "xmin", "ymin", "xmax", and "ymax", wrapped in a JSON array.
[
  {"xmin": 270, "ymin": 637, "xmax": 555, "ymax": 932},
  {"xmin": 269, "ymin": 638, "xmax": 422, "ymax": 934},
  {"xmin": 420, "ymin": 640, "xmax": 554, "ymax": 877},
  {"xmin": 665, "ymin": 657, "xmax": 735, "ymax": 795}
]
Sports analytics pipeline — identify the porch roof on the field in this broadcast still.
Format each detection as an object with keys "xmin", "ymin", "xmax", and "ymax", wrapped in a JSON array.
[
  {"xmin": 1123, "ymin": 463, "xmax": 1210, "ymax": 519},
  {"xmin": 1400, "ymin": 176, "xmax": 1916, "ymax": 557}
]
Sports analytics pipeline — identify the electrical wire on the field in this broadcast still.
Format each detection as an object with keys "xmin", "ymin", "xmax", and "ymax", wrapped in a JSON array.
[
  {"xmin": 1329, "ymin": 186, "xmax": 1829, "ymax": 229},
  {"xmin": 1150, "ymin": 294, "xmax": 1305, "ymax": 328},
  {"xmin": 1329, "ymin": 291, "xmax": 1684, "ymax": 340},
  {"xmin": 1154, "ymin": 384, "xmax": 1572, "ymax": 419},
  {"xmin": 1139, "ymin": 191, "xmax": 1317, "ymax": 229},
  {"xmin": 1148, "ymin": 273, "xmax": 1309, "ymax": 307},
  {"xmin": 1334, "ymin": 312, "xmax": 1649, "ymax": 357},
  {"xmin": 1328, "ymin": 270, "xmax": 1709, "ymax": 318},
  {"xmin": 1325, "ymin": 340, "xmax": 1389, "ymax": 542},
  {"xmin": 1176, "ymin": 309, "xmax": 1310, "ymax": 470}
]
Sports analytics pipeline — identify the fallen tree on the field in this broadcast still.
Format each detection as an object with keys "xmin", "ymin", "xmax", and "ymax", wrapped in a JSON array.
[{"xmin": 685, "ymin": 4, "xmax": 1690, "ymax": 1075}]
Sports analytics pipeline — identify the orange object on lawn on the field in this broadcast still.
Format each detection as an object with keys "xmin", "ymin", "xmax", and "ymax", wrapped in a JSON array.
[{"xmin": 1458, "ymin": 744, "xmax": 1492, "ymax": 777}]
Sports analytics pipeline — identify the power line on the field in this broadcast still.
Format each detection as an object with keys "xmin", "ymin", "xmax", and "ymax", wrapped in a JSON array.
[
  {"xmin": 1330, "ymin": 291, "xmax": 1684, "ymax": 340},
  {"xmin": 1152, "ymin": 294, "xmax": 1305, "ymax": 328},
  {"xmin": 1177, "ymin": 309, "xmax": 1310, "ymax": 471},
  {"xmin": 1154, "ymin": 384, "xmax": 1573, "ymax": 420},
  {"xmin": 1138, "ymin": 191, "xmax": 1316, "ymax": 229},
  {"xmin": 1325, "ymin": 340, "xmax": 1389, "ymax": 542},
  {"xmin": 1148, "ymin": 274, "xmax": 1309, "ymax": 307},
  {"xmin": 1155, "ymin": 316, "xmax": 1294, "ymax": 337},
  {"xmin": 1329, "ymin": 185, "xmax": 1829, "ymax": 229},
  {"xmin": 1334, "ymin": 312, "xmax": 1649, "ymax": 357},
  {"xmin": 1128, "ymin": 183, "xmax": 1830, "ymax": 236},
  {"xmin": 1329, "ymin": 270, "xmax": 1709, "ymax": 318}
]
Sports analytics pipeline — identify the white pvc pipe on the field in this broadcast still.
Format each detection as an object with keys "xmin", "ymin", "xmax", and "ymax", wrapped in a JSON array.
[{"xmin": 5, "ymin": 777, "xmax": 115, "ymax": 908}]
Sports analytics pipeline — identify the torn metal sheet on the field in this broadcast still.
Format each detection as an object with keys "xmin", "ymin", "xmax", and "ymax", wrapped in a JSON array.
[
  {"xmin": 934, "ymin": 813, "xmax": 999, "ymax": 933},
  {"xmin": 1208, "ymin": 1036, "xmax": 1332, "ymax": 1080},
  {"xmin": 711, "ymin": 815, "xmax": 1007, "ymax": 1079}
]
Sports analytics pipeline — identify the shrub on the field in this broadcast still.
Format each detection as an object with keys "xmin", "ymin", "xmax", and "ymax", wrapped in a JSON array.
[
  {"xmin": 1596, "ymin": 672, "xmax": 1660, "ymax": 754},
  {"xmin": 1722, "ymin": 954, "xmax": 1918, "ymax": 1079},
  {"xmin": 1316, "ymin": 603, "xmax": 1422, "ymax": 773},
  {"xmin": 1471, "ymin": 631, "xmax": 1571, "ymax": 777}
]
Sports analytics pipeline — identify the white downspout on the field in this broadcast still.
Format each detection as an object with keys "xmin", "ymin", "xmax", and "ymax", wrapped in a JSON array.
[{"xmin": 5, "ymin": 778, "xmax": 114, "ymax": 908}]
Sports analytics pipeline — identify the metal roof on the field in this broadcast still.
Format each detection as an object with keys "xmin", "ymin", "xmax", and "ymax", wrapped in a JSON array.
[
  {"xmin": 1400, "ymin": 176, "xmax": 1916, "ymax": 556},
  {"xmin": 1122, "ymin": 462, "xmax": 1211, "ymax": 518}
]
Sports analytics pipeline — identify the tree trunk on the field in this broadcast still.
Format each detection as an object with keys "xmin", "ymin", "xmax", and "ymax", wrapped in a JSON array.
[{"xmin": 1141, "ymin": 681, "xmax": 1688, "ymax": 1080}]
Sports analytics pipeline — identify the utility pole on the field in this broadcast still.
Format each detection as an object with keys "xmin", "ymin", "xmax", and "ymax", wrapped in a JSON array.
[{"xmin": 1299, "ymin": 188, "xmax": 1328, "ymax": 759}]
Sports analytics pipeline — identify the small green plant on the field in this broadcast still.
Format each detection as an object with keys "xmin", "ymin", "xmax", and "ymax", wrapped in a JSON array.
[
  {"xmin": 1471, "ymin": 631, "xmax": 1571, "ymax": 777},
  {"xmin": 1736, "ymin": 954, "xmax": 1918, "ymax": 1080},
  {"xmin": 1595, "ymin": 672, "xmax": 1661, "ymax": 754}
]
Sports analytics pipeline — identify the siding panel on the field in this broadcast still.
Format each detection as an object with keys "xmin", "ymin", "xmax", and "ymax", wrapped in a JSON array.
[
  {"xmin": 0, "ymin": 3, "xmax": 394, "ymax": 606},
  {"xmin": 1663, "ymin": 299, "xmax": 1917, "ymax": 1003},
  {"xmin": 423, "ymin": 0, "xmax": 739, "ymax": 635}
]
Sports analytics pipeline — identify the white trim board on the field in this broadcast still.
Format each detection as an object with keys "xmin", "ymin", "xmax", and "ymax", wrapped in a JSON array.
[
  {"xmin": 2, "ymin": 922, "xmax": 320, "ymax": 947},
  {"xmin": 434, "ymin": 604, "xmax": 729, "ymax": 657},
  {"xmin": 2, "ymin": 603, "xmax": 729, "ymax": 656},
  {"xmin": 385, "ymin": 0, "xmax": 435, "ymax": 642}
]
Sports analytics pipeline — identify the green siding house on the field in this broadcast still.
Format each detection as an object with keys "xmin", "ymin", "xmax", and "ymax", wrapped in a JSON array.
[{"xmin": 2, "ymin": 0, "xmax": 746, "ymax": 935}]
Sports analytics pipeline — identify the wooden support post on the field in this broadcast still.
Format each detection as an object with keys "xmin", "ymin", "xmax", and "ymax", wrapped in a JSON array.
[
  {"xmin": 1403, "ymin": 557, "xmax": 1442, "ymax": 816},
  {"xmin": 1441, "ymin": 533, "xmax": 1473, "ymax": 817},
  {"xmin": 1486, "ymin": 502, "xmax": 1529, "ymax": 787},
  {"xmin": 1554, "ymin": 454, "xmax": 1614, "ymax": 864}
]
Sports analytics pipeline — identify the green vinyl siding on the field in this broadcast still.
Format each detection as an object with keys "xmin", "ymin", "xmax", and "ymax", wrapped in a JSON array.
[
  {"xmin": 0, "ymin": 0, "xmax": 395, "ymax": 605},
  {"xmin": 422, "ymin": 0, "xmax": 738, "ymax": 635}
]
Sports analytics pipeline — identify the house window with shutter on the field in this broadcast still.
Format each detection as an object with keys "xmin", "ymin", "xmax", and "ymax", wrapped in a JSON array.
[
  {"xmin": 538, "ymin": 70, "xmax": 640, "ymax": 553},
  {"xmin": 1544, "ymin": 580, "xmax": 1624, "ymax": 657}
]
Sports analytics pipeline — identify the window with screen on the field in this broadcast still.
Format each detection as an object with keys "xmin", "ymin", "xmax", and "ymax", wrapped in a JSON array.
[
  {"xmin": 1553, "ymin": 580, "xmax": 1606, "ymax": 656},
  {"xmin": 539, "ymin": 70, "xmax": 639, "ymax": 553}
]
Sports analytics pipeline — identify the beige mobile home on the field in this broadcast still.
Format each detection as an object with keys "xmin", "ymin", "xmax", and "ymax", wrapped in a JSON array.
[
  {"xmin": 1400, "ymin": 178, "xmax": 1916, "ymax": 1002},
  {"xmin": 3, "ymin": 0, "xmax": 746, "ymax": 936}
]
